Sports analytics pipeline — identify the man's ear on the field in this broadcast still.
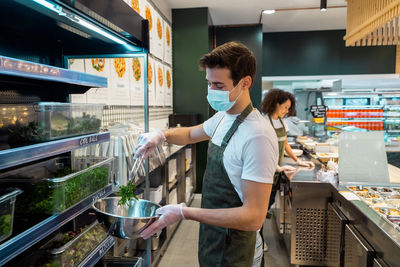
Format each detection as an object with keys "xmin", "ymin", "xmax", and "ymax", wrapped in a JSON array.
[{"xmin": 242, "ymin": 76, "xmax": 252, "ymax": 89}]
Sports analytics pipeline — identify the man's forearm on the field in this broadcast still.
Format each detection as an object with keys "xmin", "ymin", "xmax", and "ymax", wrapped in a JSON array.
[
  {"xmin": 182, "ymin": 206, "xmax": 267, "ymax": 231},
  {"xmin": 163, "ymin": 127, "xmax": 192, "ymax": 145}
]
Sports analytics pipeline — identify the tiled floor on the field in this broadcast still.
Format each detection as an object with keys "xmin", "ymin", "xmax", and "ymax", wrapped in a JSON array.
[{"xmin": 157, "ymin": 194, "xmax": 292, "ymax": 267}]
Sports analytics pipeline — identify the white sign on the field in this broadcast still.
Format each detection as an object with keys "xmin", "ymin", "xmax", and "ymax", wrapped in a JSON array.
[
  {"xmin": 109, "ymin": 58, "xmax": 130, "ymax": 105},
  {"xmin": 85, "ymin": 58, "xmax": 111, "ymax": 104},
  {"xmin": 155, "ymin": 60, "xmax": 165, "ymax": 106},
  {"xmin": 164, "ymin": 23, "xmax": 172, "ymax": 65},
  {"xmin": 148, "ymin": 56, "xmax": 156, "ymax": 106},
  {"xmin": 129, "ymin": 57, "xmax": 145, "ymax": 106},
  {"xmin": 164, "ymin": 65, "xmax": 173, "ymax": 106}
]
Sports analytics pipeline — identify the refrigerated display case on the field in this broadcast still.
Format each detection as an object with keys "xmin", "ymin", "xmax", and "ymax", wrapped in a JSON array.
[
  {"xmin": 0, "ymin": 0, "xmax": 150, "ymax": 266},
  {"xmin": 324, "ymin": 93, "xmax": 400, "ymax": 150}
]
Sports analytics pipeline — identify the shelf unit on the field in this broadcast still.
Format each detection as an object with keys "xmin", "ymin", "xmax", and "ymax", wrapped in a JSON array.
[
  {"xmin": 0, "ymin": 0, "xmax": 150, "ymax": 265},
  {"xmin": 0, "ymin": 132, "xmax": 110, "ymax": 171}
]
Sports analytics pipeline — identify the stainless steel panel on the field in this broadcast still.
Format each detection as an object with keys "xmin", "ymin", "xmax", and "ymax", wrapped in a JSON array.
[
  {"xmin": 290, "ymin": 182, "xmax": 333, "ymax": 266},
  {"xmin": 344, "ymin": 224, "xmax": 374, "ymax": 267}
]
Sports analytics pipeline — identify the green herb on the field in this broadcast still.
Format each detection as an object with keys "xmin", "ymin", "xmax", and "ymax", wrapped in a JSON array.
[
  {"xmin": 17, "ymin": 165, "xmax": 109, "ymax": 215},
  {"xmin": 2, "ymin": 112, "xmax": 101, "ymax": 149},
  {"xmin": 118, "ymin": 181, "xmax": 138, "ymax": 206},
  {"xmin": 0, "ymin": 214, "xmax": 12, "ymax": 238}
]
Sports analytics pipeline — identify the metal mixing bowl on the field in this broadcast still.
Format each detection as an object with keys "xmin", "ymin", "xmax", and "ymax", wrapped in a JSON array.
[{"xmin": 92, "ymin": 197, "xmax": 160, "ymax": 239}]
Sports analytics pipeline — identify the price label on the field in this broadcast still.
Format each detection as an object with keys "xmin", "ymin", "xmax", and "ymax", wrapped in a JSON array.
[
  {"xmin": 92, "ymin": 188, "xmax": 107, "ymax": 202},
  {"xmin": 98, "ymin": 237, "xmax": 114, "ymax": 256},
  {"xmin": 310, "ymin": 105, "xmax": 327, "ymax": 118},
  {"xmin": 79, "ymin": 135, "xmax": 99, "ymax": 146}
]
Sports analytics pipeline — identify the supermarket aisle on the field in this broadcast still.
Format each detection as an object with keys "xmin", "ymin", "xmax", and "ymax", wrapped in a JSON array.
[{"xmin": 156, "ymin": 194, "xmax": 292, "ymax": 267}]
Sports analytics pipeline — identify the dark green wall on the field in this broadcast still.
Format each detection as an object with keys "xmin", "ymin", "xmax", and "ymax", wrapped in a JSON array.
[
  {"xmin": 215, "ymin": 25, "xmax": 263, "ymax": 108},
  {"xmin": 172, "ymin": 8, "xmax": 211, "ymax": 193},
  {"xmin": 263, "ymin": 30, "xmax": 396, "ymax": 76}
]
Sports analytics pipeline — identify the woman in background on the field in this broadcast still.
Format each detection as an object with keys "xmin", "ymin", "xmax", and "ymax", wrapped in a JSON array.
[{"xmin": 260, "ymin": 89, "xmax": 314, "ymax": 251}]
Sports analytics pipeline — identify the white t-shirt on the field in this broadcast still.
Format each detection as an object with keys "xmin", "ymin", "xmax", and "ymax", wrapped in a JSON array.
[{"xmin": 203, "ymin": 109, "xmax": 279, "ymax": 201}]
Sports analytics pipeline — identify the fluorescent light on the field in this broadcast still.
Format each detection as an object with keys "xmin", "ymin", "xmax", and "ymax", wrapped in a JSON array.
[
  {"xmin": 263, "ymin": 10, "xmax": 276, "ymax": 15},
  {"xmin": 73, "ymin": 16, "xmax": 128, "ymax": 45},
  {"xmin": 33, "ymin": 0, "xmax": 62, "ymax": 14}
]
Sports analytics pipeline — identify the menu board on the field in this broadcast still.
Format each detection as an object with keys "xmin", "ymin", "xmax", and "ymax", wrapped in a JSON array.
[
  {"xmin": 69, "ymin": 58, "xmax": 85, "ymax": 72},
  {"xmin": 129, "ymin": 57, "xmax": 145, "ymax": 106},
  {"xmin": 109, "ymin": 58, "xmax": 130, "ymax": 105},
  {"xmin": 143, "ymin": 1, "xmax": 155, "ymax": 56},
  {"xmin": 148, "ymin": 55, "xmax": 156, "ymax": 106},
  {"xmin": 123, "ymin": 0, "xmax": 143, "ymax": 15},
  {"xmin": 155, "ymin": 60, "xmax": 165, "ymax": 106},
  {"xmin": 152, "ymin": 10, "xmax": 164, "ymax": 60},
  {"xmin": 85, "ymin": 58, "xmax": 110, "ymax": 104},
  {"xmin": 164, "ymin": 65, "xmax": 173, "ymax": 106},
  {"xmin": 68, "ymin": 59, "xmax": 87, "ymax": 103},
  {"xmin": 164, "ymin": 23, "xmax": 172, "ymax": 65}
]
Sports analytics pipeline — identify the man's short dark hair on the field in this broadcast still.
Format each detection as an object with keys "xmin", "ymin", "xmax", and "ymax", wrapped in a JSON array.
[{"xmin": 199, "ymin": 41, "xmax": 256, "ymax": 87}]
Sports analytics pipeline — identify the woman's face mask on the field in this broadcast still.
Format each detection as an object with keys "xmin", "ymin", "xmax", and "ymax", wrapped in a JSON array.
[{"xmin": 207, "ymin": 81, "xmax": 242, "ymax": 111}]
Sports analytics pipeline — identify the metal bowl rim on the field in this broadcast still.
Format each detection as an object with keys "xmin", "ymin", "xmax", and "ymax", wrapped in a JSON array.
[{"xmin": 92, "ymin": 197, "xmax": 161, "ymax": 220}]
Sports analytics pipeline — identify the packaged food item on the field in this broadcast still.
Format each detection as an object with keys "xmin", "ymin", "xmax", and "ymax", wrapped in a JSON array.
[
  {"xmin": 0, "ymin": 156, "xmax": 112, "ymax": 215},
  {"xmin": 0, "ymin": 103, "xmax": 103, "ymax": 150},
  {"xmin": 40, "ymin": 222, "xmax": 108, "ymax": 267},
  {"xmin": 0, "ymin": 188, "xmax": 22, "ymax": 243}
]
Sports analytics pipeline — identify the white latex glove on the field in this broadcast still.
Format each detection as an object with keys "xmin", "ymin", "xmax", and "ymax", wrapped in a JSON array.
[
  {"xmin": 296, "ymin": 160, "xmax": 315, "ymax": 168},
  {"xmin": 135, "ymin": 130, "xmax": 166, "ymax": 158},
  {"xmin": 277, "ymin": 165, "xmax": 297, "ymax": 173},
  {"xmin": 140, "ymin": 203, "xmax": 186, "ymax": 239}
]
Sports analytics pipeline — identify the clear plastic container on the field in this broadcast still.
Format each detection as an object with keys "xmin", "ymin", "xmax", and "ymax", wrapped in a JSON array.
[
  {"xmin": 0, "ymin": 102, "xmax": 103, "ymax": 149},
  {"xmin": 0, "ymin": 188, "xmax": 22, "ymax": 243},
  {"xmin": 0, "ymin": 156, "xmax": 112, "ymax": 215},
  {"xmin": 40, "ymin": 221, "xmax": 108, "ymax": 267}
]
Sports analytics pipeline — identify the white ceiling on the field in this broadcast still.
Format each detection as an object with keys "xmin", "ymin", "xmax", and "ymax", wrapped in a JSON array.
[{"xmin": 154, "ymin": 0, "xmax": 348, "ymax": 32}]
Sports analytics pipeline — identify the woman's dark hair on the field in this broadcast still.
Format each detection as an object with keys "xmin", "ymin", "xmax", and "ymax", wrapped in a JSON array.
[
  {"xmin": 260, "ymin": 89, "xmax": 296, "ymax": 116},
  {"xmin": 199, "ymin": 41, "xmax": 256, "ymax": 87}
]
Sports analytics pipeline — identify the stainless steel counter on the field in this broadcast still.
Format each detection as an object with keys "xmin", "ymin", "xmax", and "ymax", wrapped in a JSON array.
[{"xmin": 281, "ymin": 154, "xmax": 400, "ymax": 266}]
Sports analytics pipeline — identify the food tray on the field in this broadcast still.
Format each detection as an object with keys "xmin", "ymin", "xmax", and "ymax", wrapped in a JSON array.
[
  {"xmin": 40, "ymin": 221, "xmax": 108, "ymax": 267},
  {"xmin": 0, "ymin": 156, "xmax": 112, "ymax": 215},
  {"xmin": 0, "ymin": 188, "xmax": 22, "ymax": 243},
  {"xmin": 0, "ymin": 102, "xmax": 103, "ymax": 149},
  {"xmin": 348, "ymin": 185, "xmax": 400, "ymax": 230},
  {"xmin": 316, "ymin": 152, "xmax": 338, "ymax": 163}
]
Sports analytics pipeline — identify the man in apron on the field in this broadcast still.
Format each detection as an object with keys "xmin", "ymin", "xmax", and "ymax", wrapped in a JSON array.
[{"xmin": 138, "ymin": 41, "xmax": 278, "ymax": 267}]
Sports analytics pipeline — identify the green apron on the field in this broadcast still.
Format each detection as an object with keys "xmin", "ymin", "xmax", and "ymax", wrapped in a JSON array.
[
  {"xmin": 199, "ymin": 103, "xmax": 256, "ymax": 267},
  {"xmin": 268, "ymin": 116, "xmax": 287, "ymax": 191}
]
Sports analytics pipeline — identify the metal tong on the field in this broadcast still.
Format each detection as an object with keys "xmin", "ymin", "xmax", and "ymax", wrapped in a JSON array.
[{"xmin": 128, "ymin": 154, "xmax": 144, "ymax": 183}]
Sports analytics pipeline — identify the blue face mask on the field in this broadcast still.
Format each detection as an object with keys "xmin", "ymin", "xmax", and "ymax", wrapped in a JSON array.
[{"xmin": 207, "ymin": 82, "xmax": 242, "ymax": 111}]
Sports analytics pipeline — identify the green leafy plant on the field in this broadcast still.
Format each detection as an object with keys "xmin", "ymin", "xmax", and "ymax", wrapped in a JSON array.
[
  {"xmin": 17, "ymin": 165, "xmax": 109, "ymax": 215},
  {"xmin": 0, "ymin": 214, "xmax": 12, "ymax": 238},
  {"xmin": 118, "ymin": 181, "xmax": 138, "ymax": 206}
]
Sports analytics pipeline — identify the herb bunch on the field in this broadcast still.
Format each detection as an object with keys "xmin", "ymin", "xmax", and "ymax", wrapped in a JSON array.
[{"xmin": 118, "ymin": 181, "xmax": 138, "ymax": 206}]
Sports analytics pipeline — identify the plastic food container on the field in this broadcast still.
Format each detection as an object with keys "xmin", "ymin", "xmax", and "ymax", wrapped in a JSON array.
[
  {"xmin": 0, "ymin": 102, "xmax": 103, "ymax": 149},
  {"xmin": 0, "ymin": 188, "xmax": 22, "ymax": 243},
  {"xmin": 0, "ymin": 156, "xmax": 112, "ymax": 215},
  {"xmin": 102, "ymin": 256, "xmax": 143, "ymax": 267},
  {"xmin": 40, "ymin": 222, "xmax": 108, "ymax": 267}
]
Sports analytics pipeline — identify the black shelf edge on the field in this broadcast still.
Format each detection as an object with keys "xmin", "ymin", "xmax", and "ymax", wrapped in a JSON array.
[
  {"xmin": 0, "ymin": 184, "xmax": 113, "ymax": 265},
  {"xmin": 0, "ymin": 132, "xmax": 110, "ymax": 170},
  {"xmin": 78, "ymin": 235, "xmax": 115, "ymax": 267},
  {"xmin": 0, "ymin": 56, "xmax": 107, "ymax": 88}
]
